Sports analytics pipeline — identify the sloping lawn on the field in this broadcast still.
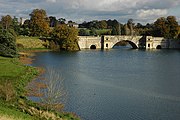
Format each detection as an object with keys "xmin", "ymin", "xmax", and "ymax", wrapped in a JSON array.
[
  {"xmin": 16, "ymin": 36, "xmax": 48, "ymax": 50},
  {"xmin": 0, "ymin": 101, "xmax": 36, "ymax": 120},
  {"xmin": 0, "ymin": 56, "xmax": 80, "ymax": 120},
  {"xmin": 0, "ymin": 56, "xmax": 38, "ymax": 120}
]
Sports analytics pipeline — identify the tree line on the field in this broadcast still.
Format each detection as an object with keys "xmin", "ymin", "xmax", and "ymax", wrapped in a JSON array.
[
  {"xmin": 79, "ymin": 17, "xmax": 180, "ymax": 39},
  {"xmin": 0, "ymin": 9, "xmax": 80, "ymax": 57},
  {"xmin": 1, "ymin": 8, "xmax": 179, "ymax": 38}
]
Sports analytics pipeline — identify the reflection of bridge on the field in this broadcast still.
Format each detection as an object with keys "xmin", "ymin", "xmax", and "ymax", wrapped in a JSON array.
[{"xmin": 78, "ymin": 35, "xmax": 180, "ymax": 49}]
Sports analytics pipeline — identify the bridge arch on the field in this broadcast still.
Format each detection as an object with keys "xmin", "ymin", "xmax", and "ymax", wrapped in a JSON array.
[
  {"xmin": 156, "ymin": 45, "xmax": 162, "ymax": 49},
  {"xmin": 90, "ymin": 45, "xmax": 96, "ymax": 49},
  {"xmin": 113, "ymin": 40, "xmax": 138, "ymax": 49}
]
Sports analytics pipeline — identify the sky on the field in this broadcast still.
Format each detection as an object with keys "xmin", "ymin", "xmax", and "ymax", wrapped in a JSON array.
[{"xmin": 0, "ymin": 0, "xmax": 180, "ymax": 24}]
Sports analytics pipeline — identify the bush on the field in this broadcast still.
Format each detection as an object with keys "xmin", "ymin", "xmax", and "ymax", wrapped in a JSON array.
[
  {"xmin": 0, "ymin": 80, "xmax": 16, "ymax": 101},
  {"xmin": 0, "ymin": 31, "xmax": 17, "ymax": 57}
]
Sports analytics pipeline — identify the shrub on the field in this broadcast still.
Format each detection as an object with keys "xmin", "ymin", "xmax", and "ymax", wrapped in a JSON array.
[{"xmin": 0, "ymin": 80, "xmax": 16, "ymax": 101}]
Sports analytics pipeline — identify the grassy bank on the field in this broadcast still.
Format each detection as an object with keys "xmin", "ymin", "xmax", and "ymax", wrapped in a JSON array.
[
  {"xmin": 0, "ymin": 56, "xmax": 38, "ymax": 119},
  {"xmin": 0, "ymin": 36, "xmax": 80, "ymax": 120},
  {"xmin": 0, "ymin": 55, "xmax": 80, "ymax": 120},
  {"xmin": 0, "ymin": 101, "xmax": 36, "ymax": 120}
]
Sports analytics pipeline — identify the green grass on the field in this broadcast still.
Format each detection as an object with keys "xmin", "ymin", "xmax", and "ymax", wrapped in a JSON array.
[
  {"xmin": 0, "ymin": 56, "xmax": 38, "ymax": 120},
  {"xmin": 0, "ymin": 56, "xmax": 38, "ymax": 93},
  {"xmin": 16, "ymin": 36, "xmax": 49, "ymax": 50},
  {"xmin": 95, "ymin": 29, "xmax": 111, "ymax": 35},
  {"xmin": 0, "ymin": 56, "xmax": 80, "ymax": 120},
  {"xmin": 0, "ymin": 57, "xmax": 25, "ymax": 78},
  {"xmin": 0, "ymin": 101, "xmax": 36, "ymax": 120}
]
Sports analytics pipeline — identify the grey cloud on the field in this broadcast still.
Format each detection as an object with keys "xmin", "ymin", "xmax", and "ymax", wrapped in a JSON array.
[
  {"xmin": 0, "ymin": 0, "xmax": 179, "ymax": 24},
  {"xmin": 138, "ymin": 0, "xmax": 180, "ymax": 9}
]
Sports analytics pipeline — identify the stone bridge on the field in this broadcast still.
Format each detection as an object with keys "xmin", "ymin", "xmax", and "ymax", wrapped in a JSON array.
[
  {"xmin": 101, "ymin": 35, "xmax": 144, "ymax": 49},
  {"xmin": 78, "ymin": 35, "xmax": 180, "ymax": 49}
]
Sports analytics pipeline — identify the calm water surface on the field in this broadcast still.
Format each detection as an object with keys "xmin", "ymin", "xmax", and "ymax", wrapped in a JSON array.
[{"xmin": 31, "ymin": 48, "xmax": 180, "ymax": 120}]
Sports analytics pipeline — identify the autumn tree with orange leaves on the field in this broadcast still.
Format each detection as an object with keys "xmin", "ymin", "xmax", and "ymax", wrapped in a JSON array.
[
  {"xmin": 51, "ymin": 24, "xmax": 79, "ymax": 51},
  {"xmin": 29, "ymin": 9, "xmax": 50, "ymax": 37}
]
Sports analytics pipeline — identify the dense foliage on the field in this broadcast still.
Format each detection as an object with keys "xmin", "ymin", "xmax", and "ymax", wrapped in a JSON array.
[
  {"xmin": 29, "ymin": 9, "xmax": 50, "ymax": 37},
  {"xmin": 153, "ymin": 16, "xmax": 179, "ymax": 38},
  {"xmin": 79, "ymin": 19, "xmax": 121, "ymax": 35},
  {"xmin": 51, "ymin": 24, "xmax": 79, "ymax": 51},
  {"xmin": 0, "ymin": 31, "xmax": 17, "ymax": 57},
  {"xmin": 0, "ymin": 15, "xmax": 17, "ymax": 57},
  {"xmin": 79, "ymin": 17, "xmax": 180, "ymax": 38}
]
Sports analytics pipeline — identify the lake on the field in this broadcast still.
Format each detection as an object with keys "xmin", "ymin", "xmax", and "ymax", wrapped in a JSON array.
[{"xmin": 30, "ymin": 48, "xmax": 180, "ymax": 120}]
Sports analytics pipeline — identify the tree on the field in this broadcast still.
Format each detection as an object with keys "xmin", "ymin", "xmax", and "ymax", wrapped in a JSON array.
[
  {"xmin": 12, "ymin": 16, "xmax": 20, "ymax": 35},
  {"xmin": 0, "ymin": 31, "xmax": 17, "ymax": 57},
  {"xmin": 49, "ymin": 16, "xmax": 58, "ymax": 27},
  {"xmin": 79, "ymin": 29, "xmax": 90, "ymax": 36},
  {"xmin": 127, "ymin": 19, "xmax": 135, "ymax": 36},
  {"xmin": 166, "ymin": 16, "xmax": 179, "ymax": 38},
  {"xmin": 20, "ymin": 19, "xmax": 31, "ymax": 36},
  {"xmin": 99, "ymin": 20, "xmax": 108, "ymax": 29},
  {"xmin": 153, "ymin": 17, "xmax": 168, "ymax": 37},
  {"xmin": 51, "ymin": 24, "xmax": 79, "ymax": 51},
  {"xmin": 123, "ymin": 24, "xmax": 130, "ymax": 35},
  {"xmin": 29, "ymin": 9, "xmax": 50, "ymax": 36},
  {"xmin": 58, "ymin": 18, "xmax": 66, "ymax": 24},
  {"xmin": 89, "ymin": 28, "xmax": 97, "ymax": 36},
  {"xmin": 153, "ymin": 16, "xmax": 179, "ymax": 38},
  {"xmin": 111, "ymin": 27, "xmax": 118, "ymax": 35},
  {"xmin": 111, "ymin": 20, "xmax": 120, "ymax": 35},
  {"xmin": 1, "ymin": 15, "xmax": 12, "ymax": 31}
]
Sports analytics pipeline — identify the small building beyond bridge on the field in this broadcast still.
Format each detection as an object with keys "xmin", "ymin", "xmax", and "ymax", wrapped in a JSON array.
[{"xmin": 78, "ymin": 35, "xmax": 180, "ymax": 50}]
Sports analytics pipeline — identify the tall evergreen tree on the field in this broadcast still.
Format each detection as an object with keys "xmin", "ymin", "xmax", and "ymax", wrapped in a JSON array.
[{"xmin": 0, "ymin": 31, "xmax": 17, "ymax": 57}]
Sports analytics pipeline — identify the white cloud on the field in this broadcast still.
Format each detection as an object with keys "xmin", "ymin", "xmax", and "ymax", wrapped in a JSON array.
[{"xmin": 136, "ymin": 9, "xmax": 168, "ymax": 18}]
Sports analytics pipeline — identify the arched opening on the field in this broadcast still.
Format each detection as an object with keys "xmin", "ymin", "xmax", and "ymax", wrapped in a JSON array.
[
  {"xmin": 128, "ymin": 41, "xmax": 138, "ymax": 49},
  {"xmin": 113, "ymin": 41, "xmax": 129, "ymax": 49},
  {"xmin": 156, "ymin": 45, "xmax": 162, "ymax": 49},
  {"xmin": 113, "ymin": 40, "xmax": 138, "ymax": 49},
  {"xmin": 90, "ymin": 45, "xmax": 96, "ymax": 49}
]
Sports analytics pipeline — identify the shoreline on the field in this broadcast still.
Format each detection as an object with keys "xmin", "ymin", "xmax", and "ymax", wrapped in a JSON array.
[
  {"xmin": 19, "ymin": 50, "xmax": 46, "ymax": 97},
  {"xmin": 18, "ymin": 50, "xmax": 81, "ymax": 120},
  {"xmin": 19, "ymin": 49, "xmax": 51, "ymax": 64}
]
